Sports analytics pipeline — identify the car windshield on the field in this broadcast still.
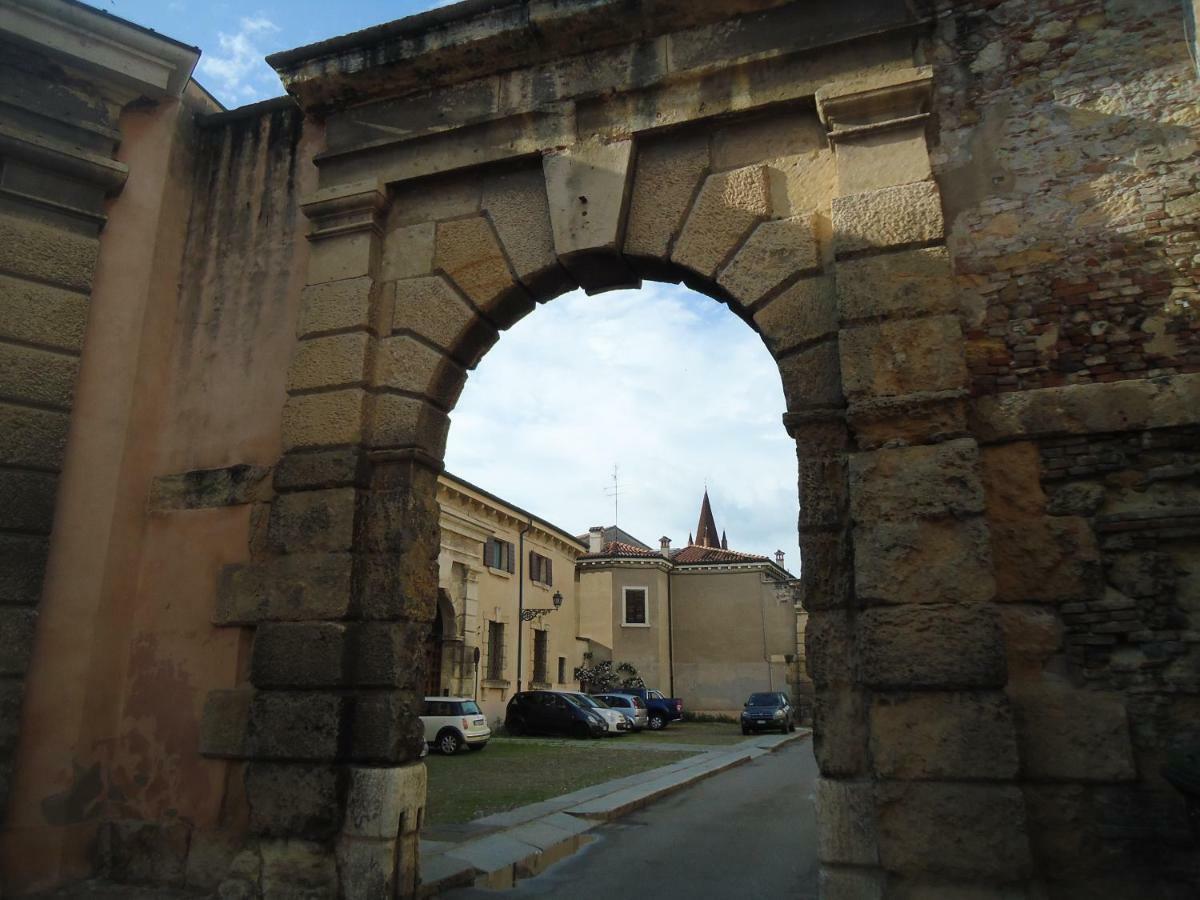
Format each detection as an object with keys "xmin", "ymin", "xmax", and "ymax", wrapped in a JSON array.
[
  {"xmin": 747, "ymin": 693, "xmax": 781, "ymax": 707},
  {"xmin": 457, "ymin": 701, "xmax": 482, "ymax": 715},
  {"xmin": 568, "ymin": 694, "xmax": 607, "ymax": 709}
]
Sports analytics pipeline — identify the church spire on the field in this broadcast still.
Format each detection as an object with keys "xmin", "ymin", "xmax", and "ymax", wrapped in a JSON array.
[
  {"xmin": 694, "ymin": 489, "xmax": 720, "ymax": 549},
  {"xmin": 721, "ymin": 530, "xmax": 728, "ymax": 550}
]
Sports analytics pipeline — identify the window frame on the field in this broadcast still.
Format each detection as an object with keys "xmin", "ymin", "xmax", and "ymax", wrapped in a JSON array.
[
  {"xmin": 622, "ymin": 585, "xmax": 650, "ymax": 627},
  {"xmin": 532, "ymin": 628, "xmax": 549, "ymax": 685},
  {"xmin": 528, "ymin": 550, "xmax": 553, "ymax": 586},
  {"xmin": 486, "ymin": 620, "xmax": 506, "ymax": 681},
  {"xmin": 483, "ymin": 538, "xmax": 515, "ymax": 574}
]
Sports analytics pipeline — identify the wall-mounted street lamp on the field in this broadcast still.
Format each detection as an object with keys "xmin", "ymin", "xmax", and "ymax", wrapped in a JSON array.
[{"xmin": 521, "ymin": 590, "xmax": 563, "ymax": 622}]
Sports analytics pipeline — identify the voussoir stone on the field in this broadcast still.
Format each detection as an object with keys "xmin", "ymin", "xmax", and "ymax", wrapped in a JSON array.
[
  {"xmin": 390, "ymin": 275, "xmax": 499, "ymax": 368},
  {"xmin": 672, "ymin": 165, "xmax": 771, "ymax": 278},
  {"xmin": 718, "ymin": 214, "xmax": 821, "ymax": 309},
  {"xmin": 753, "ymin": 275, "xmax": 837, "ymax": 356},
  {"xmin": 625, "ymin": 132, "xmax": 710, "ymax": 261}
]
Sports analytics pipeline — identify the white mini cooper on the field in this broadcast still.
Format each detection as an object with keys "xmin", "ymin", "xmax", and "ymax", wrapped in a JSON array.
[{"xmin": 421, "ymin": 696, "xmax": 492, "ymax": 754}]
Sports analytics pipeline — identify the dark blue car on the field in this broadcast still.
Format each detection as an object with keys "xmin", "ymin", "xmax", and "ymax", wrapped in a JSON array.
[{"xmin": 741, "ymin": 692, "xmax": 795, "ymax": 735}]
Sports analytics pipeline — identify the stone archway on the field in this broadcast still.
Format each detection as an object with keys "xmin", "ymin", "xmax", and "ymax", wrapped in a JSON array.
[{"xmin": 203, "ymin": 6, "xmax": 1031, "ymax": 895}]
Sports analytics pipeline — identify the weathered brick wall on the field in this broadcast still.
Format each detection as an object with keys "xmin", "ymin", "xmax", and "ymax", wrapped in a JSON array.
[{"xmin": 932, "ymin": 0, "xmax": 1200, "ymax": 396}]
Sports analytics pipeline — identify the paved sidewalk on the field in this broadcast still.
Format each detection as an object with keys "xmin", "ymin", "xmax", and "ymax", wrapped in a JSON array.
[{"xmin": 418, "ymin": 729, "xmax": 810, "ymax": 896}]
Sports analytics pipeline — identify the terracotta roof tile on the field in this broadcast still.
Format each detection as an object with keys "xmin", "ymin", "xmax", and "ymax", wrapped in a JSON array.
[
  {"xmin": 579, "ymin": 540, "xmax": 664, "ymax": 560},
  {"xmin": 671, "ymin": 544, "xmax": 772, "ymax": 565}
]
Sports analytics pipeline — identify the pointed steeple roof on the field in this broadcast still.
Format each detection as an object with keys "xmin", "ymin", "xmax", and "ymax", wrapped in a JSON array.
[
  {"xmin": 721, "ymin": 530, "xmax": 728, "ymax": 550},
  {"xmin": 694, "ymin": 489, "xmax": 720, "ymax": 549}
]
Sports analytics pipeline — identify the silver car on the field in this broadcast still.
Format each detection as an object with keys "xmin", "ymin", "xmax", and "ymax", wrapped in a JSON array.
[
  {"xmin": 593, "ymin": 692, "xmax": 649, "ymax": 731},
  {"xmin": 559, "ymin": 691, "xmax": 631, "ymax": 735}
]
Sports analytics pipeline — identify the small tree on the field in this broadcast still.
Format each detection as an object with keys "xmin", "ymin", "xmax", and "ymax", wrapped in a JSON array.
[{"xmin": 573, "ymin": 653, "xmax": 646, "ymax": 692}]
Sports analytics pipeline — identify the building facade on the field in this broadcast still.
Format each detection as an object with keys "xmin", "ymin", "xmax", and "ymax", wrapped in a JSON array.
[{"xmin": 435, "ymin": 473, "xmax": 589, "ymax": 725}]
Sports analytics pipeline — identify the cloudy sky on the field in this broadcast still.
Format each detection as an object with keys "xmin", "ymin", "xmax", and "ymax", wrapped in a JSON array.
[{"xmin": 89, "ymin": 1, "xmax": 801, "ymax": 564}]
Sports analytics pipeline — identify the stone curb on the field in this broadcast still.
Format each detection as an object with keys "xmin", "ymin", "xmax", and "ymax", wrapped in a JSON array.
[{"xmin": 417, "ymin": 730, "xmax": 809, "ymax": 896}]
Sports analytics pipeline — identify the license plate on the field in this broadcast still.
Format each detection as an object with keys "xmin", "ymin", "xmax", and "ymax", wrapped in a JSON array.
[{"xmin": 757, "ymin": 720, "xmax": 766, "ymax": 725}]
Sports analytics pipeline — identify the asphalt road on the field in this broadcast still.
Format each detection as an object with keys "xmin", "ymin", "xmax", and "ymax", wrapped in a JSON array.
[{"xmin": 445, "ymin": 737, "xmax": 820, "ymax": 899}]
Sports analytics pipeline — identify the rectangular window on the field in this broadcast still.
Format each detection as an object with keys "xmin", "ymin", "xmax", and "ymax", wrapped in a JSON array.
[
  {"xmin": 557, "ymin": 656, "xmax": 566, "ymax": 684},
  {"xmin": 483, "ymin": 538, "xmax": 515, "ymax": 573},
  {"xmin": 529, "ymin": 550, "xmax": 553, "ymax": 585},
  {"xmin": 533, "ymin": 630, "xmax": 549, "ymax": 684},
  {"xmin": 623, "ymin": 587, "xmax": 648, "ymax": 626},
  {"xmin": 487, "ymin": 621, "xmax": 505, "ymax": 680}
]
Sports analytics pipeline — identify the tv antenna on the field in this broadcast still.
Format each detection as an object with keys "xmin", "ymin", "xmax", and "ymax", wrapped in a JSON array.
[{"xmin": 603, "ymin": 465, "xmax": 622, "ymax": 529}]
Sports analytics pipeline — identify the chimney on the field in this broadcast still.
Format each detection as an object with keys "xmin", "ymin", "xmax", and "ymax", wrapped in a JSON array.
[
  {"xmin": 588, "ymin": 526, "xmax": 604, "ymax": 553},
  {"xmin": 775, "ymin": 550, "xmax": 786, "ymax": 567},
  {"xmin": 659, "ymin": 536, "xmax": 671, "ymax": 559}
]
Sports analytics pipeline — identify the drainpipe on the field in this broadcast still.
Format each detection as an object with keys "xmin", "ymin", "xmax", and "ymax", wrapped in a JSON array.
[
  {"xmin": 666, "ymin": 562, "xmax": 675, "ymax": 697},
  {"xmin": 516, "ymin": 518, "xmax": 533, "ymax": 692}
]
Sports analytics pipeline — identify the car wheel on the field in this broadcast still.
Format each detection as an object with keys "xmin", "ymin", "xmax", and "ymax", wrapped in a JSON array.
[
  {"xmin": 742, "ymin": 726, "xmax": 750, "ymax": 735},
  {"xmin": 648, "ymin": 713, "xmax": 666, "ymax": 730},
  {"xmin": 437, "ymin": 730, "xmax": 462, "ymax": 755},
  {"xmin": 573, "ymin": 722, "xmax": 592, "ymax": 740},
  {"xmin": 789, "ymin": 721, "xmax": 796, "ymax": 733},
  {"xmin": 506, "ymin": 718, "xmax": 523, "ymax": 736}
]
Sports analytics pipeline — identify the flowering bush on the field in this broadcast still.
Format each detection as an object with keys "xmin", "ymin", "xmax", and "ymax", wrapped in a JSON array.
[{"xmin": 573, "ymin": 653, "xmax": 646, "ymax": 692}]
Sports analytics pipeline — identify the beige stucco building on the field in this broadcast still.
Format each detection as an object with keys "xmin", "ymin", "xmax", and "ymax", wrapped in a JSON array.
[
  {"xmin": 576, "ymin": 492, "xmax": 806, "ymax": 715},
  {"xmin": 434, "ymin": 473, "xmax": 588, "ymax": 725}
]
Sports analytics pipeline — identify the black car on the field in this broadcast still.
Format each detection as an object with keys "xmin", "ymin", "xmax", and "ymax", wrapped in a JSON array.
[
  {"xmin": 505, "ymin": 690, "xmax": 607, "ymax": 738},
  {"xmin": 741, "ymin": 691, "xmax": 796, "ymax": 735}
]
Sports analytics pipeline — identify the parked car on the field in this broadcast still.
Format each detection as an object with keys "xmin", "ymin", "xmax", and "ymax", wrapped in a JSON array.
[
  {"xmin": 613, "ymin": 687, "xmax": 684, "ymax": 730},
  {"xmin": 740, "ymin": 692, "xmax": 796, "ymax": 735},
  {"xmin": 593, "ymin": 692, "xmax": 649, "ymax": 731},
  {"xmin": 562, "ymin": 691, "xmax": 631, "ymax": 735},
  {"xmin": 421, "ymin": 696, "xmax": 491, "ymax": 754},
  {"xmin": 505, "ymin": 690, "xmax": 607, "ymax": 738}
]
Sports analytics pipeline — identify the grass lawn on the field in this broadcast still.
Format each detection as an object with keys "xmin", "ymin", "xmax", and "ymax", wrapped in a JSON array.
[
  {"xmin": 424, "ymin": 737, "xmax": 696, "ymax": 826},
  {"xmin": 619, "ymin": 720, "xmax": 749, "ymax": 746}
]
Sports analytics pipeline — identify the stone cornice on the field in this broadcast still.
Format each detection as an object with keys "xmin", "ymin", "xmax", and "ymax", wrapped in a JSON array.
[
  {"xmin": 0, "ymin": 0, "xmax": 199, "ymax": 102},
  {"xmin": 301, "ymin": 179, "xmax": 391, "ymax": 240},
  {"xmin": 815, "ymin": 66, "xmax": 934, "ymax": 144},
  {"xmin": 0, "ymin": 122, "xmax": 128, "ymax": 195}
]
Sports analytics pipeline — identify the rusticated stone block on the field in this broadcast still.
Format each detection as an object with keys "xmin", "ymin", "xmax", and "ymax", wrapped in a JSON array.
[
  {"xmin": 0, "ymin": 607, "xmax": 37, "ymax": 676},
  {"xmin": 287, "ymin": 332, "xmax": 371, "ymax": 392},
  {"xmin": 260, "ymin": 839, "xmax": 338, "ymax": 899},
  {"xmin": 0, "ymin": 680, "xmax": 22, "ymax": 754},
  {"xmin": 348, "ymin": 691, "xmax": 424, "ymax": 764},
  {"xmin": 798, "ymin": 454, "xmax": 848, "ymax": 529},
  {"xmin": 435, "ymin": 216, "xmax": 532, "ymax": 325},
  {"xmin": 0, "ymin": 272, "xmax": 88, "ymax": 352},
  {"xmin": 876, "ymin": 782, "xmax": 1032, "ymax": 880},
  {"xmin": 798, "ymin": 528, "xmax": 852, "ymax": 612},
  {"xmin": 343, "ymin": 763, "xmax": 427, "ymax": 838},
  {"xmin": 0, "ymin": 343, "xmax": 78, "ymax": 409},
  {"xmin": 216, "ymin": 554, "xmax": 353, "ymax": 624},
  {"xmin": 1046, "ymin": 482, "xmax": 1106, "ymax": 517},
  {"xmin": 858, "ymin": 604, "xmax": 1006, "ymax": 690},
  {"xmin": 0, "ymin": 212, "xmax": 98, "ymax": 291},
  {"xmin": 350, "ymin": 622, "xmax": 424, "ymax": 689},
  {"xmin": 754, "ymin": 275, "xmax": 837, "ymax": 358},
  {"xmin": 274, "ymin": 448, "xmax": 367, "ymax": 491},
  {"xmin": 375, "ymin": 335, "xmax": 467, "ymax": 409},
  {"xmin": 805, "ymin": 610, "xmax": 856, "ymax": 688},
  {"xmin": 849, "ymin": 438, "xmax": 985, "ymax": 523},
  {"xmin": 149, "ymin": 464, "xmax": 271, "ymax": 511},
  {"xmin": 812, "ymin": 687, "xmax": 868, "ymax": 777},
  {"xmin": 853, "ymin": 518, "xmax": 995, "ymax": 606},
  {"xmin": 199, "ymin": 688, "xmax": 252, "ymax": 758},
  {"xmin": 252, "ymin": 623, "xmax": 347, "ymax": 688},
  {"xmin": 0, "ymin": 469, "xmax": 57, "ymax": 534},
  {"xmin": 815, "ymin": 778, "xmax": 878, "ymax": 865},
  {"xmin": 0, "ymin": 404, "xmax": 66, "ymax": 470},
  {"xmin": 846, "ymin": 393, "xmax": 968, "ymax": 452},
  {"xmin": 990, "ymin": 516, "xmax": 1100, "ymax": 604},
  {"xmin": 839, "ymin": 316, "xmax": 967, "ymax": 400},
  {"xmin": 267, "ymin": 488, "xmax": 357, "ymax": 554},
  {"xmin": 625, "ymin": 132, "xmax": 710, "ymax": 267},
  {"xmin": 336, "ymin": 836, "xmax": 398, "ymax": 900},
  {"xmin": 718, "ymin": 214, "xmax": 821, "ymax": 309},
  {"xmin": 368, "ymin": 394, "xmax": 449, "ymax": 457},
  {"xmin": 979, "ymin": 442, "xmax": 1046, "ymax": 523},
  {"xmin": 777, "ymin": 339, "xmax": 844, "ymax": 410},
  {"xmin": 1010, "ymin": 682, "xmax": 1136, "ymax": 782},
  {"xmin": 280, "ymin": 389, "xmax": 366, "ymax": 451},
  {"xmin": 869, "ymin": 691, "xmax": 1019, "ymax": 780},
  {"xmin": 836, "ymin": 246, "xmax": 957, "ymax": 323},
  {"xmin": 998, "ymin": 605, "xmax": 1062, "ymax": 678},
  {"xmin": 246, "ymin": 763, "xmax": 342, "ymax": 838},
  {"xmin": 307, "ymin": 231, "xmax": 376, "ymax": 285},
  {"xmin": 832, "ymin": 181, "xmax": 943, "ymax": 257},
  {"xmin": 672, "ymin": 165, "xmax": 771, "ymax": 278},
  {"xmin": 297, "ymin": 277, "xmax": 374, "ymax": 338},
  {"xmin": 246, "ymin": 692, "xmax": 344, "ymax": 760},
  {"xmin": 483, "ymin": 166, "xmax": 573, "ymax": 298},
  {"xmin": 381, "ymin": 223, "xmax": 434, "ymax": 283},
  {"xmin": 355, "ymin": 549, "xmax": 438, "ymax": 622},
  {"xmin": 0, "ymin": 533, "xmax": 49, "ymax": 607}
]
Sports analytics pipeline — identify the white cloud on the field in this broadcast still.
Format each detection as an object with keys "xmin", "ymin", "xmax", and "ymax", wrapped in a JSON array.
[
  {"xmin": 198, "ymin": 15, "xmax": 281, "ymax": 106},
  {"xmin": 444, "ymin": 283, "xmax": 801, "ymax": 571}
]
